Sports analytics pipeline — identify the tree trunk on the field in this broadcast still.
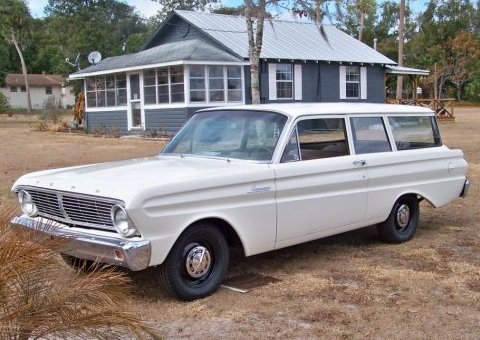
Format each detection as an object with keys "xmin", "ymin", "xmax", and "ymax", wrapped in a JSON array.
[
  {"xmin": 245, "ymin": 0, "xmax": 266, "ymax": 105},
  {"xmin": 359, "ymin": 10, "xmax": 365, "ymax": 41},
  {"xmin": 396, "ymin": 0, "xmax": 405, "ymax": 101},
  {"xmin": 11, "ymin": 31, "xmax": 32, "ymax": 114}
]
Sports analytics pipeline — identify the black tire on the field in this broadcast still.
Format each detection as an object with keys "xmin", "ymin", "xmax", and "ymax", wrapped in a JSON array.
[
  {"xmin": 158, "ymin": 224, "xmax": 229, "ymax": 300},
  {"xmin": 61, "ymin": 254, "xmax": 98, "ymax": 272},
  {"xmin": 377, "ymin": 195, "xmax": 419, "ymax": 244}
]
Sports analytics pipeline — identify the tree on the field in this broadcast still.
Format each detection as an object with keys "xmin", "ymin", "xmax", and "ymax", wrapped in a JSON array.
[
  {"xmin": 396, "ymin": 0, "xmax": 405, "ymax": 100},
  {"xmin": 339, "ymin": 0, "xmax": 377, "ymax": 43},
  {"xmin": 150, "ymin": 0, "xmax": 219, "ymax": 22},
  {"xmin": 44, "ymin": 0, "xmax": 150, "ymax": 73},
  {"xmin": 244, "ymin": 0, "xmax": 330, "ymax": 104},
  {"xmin": 445, "ymin": 31, "xmax": 480, "ymax": 100},
  {"xmin": 245, "ymin": 0, "xmax": 267, "ymax": 104},
  {"xmin": 0, "ymin": 0, "xmax": 33, "ymax": 113}
]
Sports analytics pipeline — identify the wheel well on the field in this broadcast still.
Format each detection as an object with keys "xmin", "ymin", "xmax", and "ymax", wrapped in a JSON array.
[{"xmin": 190, "ymin": 218, "xmax": 245, "ymax": 257}]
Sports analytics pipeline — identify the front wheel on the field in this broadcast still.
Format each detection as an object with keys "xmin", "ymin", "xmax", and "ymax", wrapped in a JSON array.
[
  {"xmin": 158, "ymin": 224, "xmax": 229, "ymax": 300},
  {"xmin": 377, "ymin": 195, "xmax": 419, "ymax": 244}
]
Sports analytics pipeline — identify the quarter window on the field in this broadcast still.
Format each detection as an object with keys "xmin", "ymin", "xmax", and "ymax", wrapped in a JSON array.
[{"xmin": 388, "ymin": 116, "xmax": 442, "ymax": 149}]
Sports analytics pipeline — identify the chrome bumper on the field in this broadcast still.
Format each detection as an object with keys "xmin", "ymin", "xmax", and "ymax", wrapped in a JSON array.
[
  {"xmin": 10, "ymin": 215, "xmax": 151, "ymax": 271},
  {"xmin": 460, "ymin": 178, "xmax": 470, "ymax": 198}
]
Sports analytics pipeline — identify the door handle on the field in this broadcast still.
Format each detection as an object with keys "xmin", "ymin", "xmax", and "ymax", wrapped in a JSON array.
[{"xmin": 353, "ymin": 160, "xmax": 367, "ymax": 166}]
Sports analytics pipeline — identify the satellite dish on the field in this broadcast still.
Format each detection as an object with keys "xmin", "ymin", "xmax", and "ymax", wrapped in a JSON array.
[{"xmin": 88, "ymin": 51, "xmax": 102, "ymax": 65}]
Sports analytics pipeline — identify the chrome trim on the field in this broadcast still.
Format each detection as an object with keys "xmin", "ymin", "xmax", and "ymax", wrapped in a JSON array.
[
  {"xmin": 10, "ymin": 215, "xmax": 151, "ymax": 271},
  {"xmin": 460, "ymin": 178, "xmax": 470, "ymax": 198},
  {"xmin": 13, "ymin": 186, "xmax": 123, "ymax": 232}
]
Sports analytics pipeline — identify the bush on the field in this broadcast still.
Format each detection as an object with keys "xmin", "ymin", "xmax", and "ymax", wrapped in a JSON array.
[
  {"xmin": 0, "ymin": 206, "xmax": 160, "ymax": 339},
  {"xmin": 0, "ymin": 92, "xmax": 10, "ymax": 114}
]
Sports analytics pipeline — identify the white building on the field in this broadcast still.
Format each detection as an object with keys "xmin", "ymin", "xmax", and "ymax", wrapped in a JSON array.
[{"xmin": 1, "ymin": 73, "xmax": 75, "ymax": 109}]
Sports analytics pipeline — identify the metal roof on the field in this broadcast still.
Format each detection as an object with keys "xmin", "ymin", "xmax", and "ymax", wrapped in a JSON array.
[
  {"xmin": 6, "ymin": 74, "xmax": 66, "ymax": 87},
  {"xmin": 385, "ymin": 65, "xmax": 430, "ymax": 76},
  {"xmin": 175, "ymin": 10, "xmax": 396, "ymax": 65},
  {"xmin": 70, "ymin": 39, "xmax": 243, "ymax": 78}
]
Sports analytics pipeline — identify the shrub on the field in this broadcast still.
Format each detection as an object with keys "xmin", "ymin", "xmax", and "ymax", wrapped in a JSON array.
[
  {"xmin": 0, "ymin": 206, "xmax": 161, "ymax": 340},
  {"xmin": 0, "ymin": 92, "xmax": 9, "ymax": 114},
  {"xmin": 73, "ymin": 91, "xmax": 85, "ymax": 125}
]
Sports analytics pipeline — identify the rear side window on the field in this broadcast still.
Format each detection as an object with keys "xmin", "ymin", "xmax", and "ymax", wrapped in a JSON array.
[
  {"xmin": 281, "ymin": 118, "xmax": 349, "ymax": 162},
  {"xmin": 350, "ymin": 117, "xmax": 392, "ymax": 154},
  {"xmin": 388, "ymin": 116, "xmax": 442, "ymax": 150}
]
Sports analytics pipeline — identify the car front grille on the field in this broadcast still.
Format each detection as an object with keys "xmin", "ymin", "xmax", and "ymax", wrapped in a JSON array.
[{"xmin": 17, "ymin": 186, "xmax": 121, "ymax": 232}]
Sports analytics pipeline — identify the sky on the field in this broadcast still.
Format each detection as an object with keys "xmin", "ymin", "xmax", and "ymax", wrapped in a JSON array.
[
  {"xmin": 27, "ymin": 0, "xmax": 241, "ymax": 18},
  {"xmin": 27, "ymin": 0, "xmax": 427, "ymax": 19}
]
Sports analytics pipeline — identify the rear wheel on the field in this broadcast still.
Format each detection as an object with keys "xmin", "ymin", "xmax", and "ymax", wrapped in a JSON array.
[
  {"xmin": 158, "ymin": 224, "xmax": 229, "ymax": 300},
  {"xmin": 377, "ymin": 195, "xmax": 419, "ymax": 243}
]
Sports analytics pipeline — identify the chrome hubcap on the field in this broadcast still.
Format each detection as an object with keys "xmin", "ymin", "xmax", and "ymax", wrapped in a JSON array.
[
  {"xmin": 185, "ymin": 245, "xmax": 211, "ymax": 279},
  {"xmin": 396, "ymin": 203, "xmax": 411, "ymax": 230}
]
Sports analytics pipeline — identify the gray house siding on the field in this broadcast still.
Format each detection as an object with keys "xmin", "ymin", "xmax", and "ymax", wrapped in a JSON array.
[
  {"xmin": 366, "ymin": 66, "xmax": 386, "ymax": 103},
  {"xmin": 259, "ymin": 61, "xmax": 386, "ymax": 104},
  {"xmin": 85, "ymin": 111, "xmax": 128, "ymax": 134},
  {"xmin": 145, "ymin": 108, "xmax": 189, "ymax": 133}
]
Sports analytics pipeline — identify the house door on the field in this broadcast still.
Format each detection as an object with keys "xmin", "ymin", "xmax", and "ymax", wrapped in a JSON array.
[{"xmin": 128, "ymin": 73, "xmax": 144, "ymax": 130}]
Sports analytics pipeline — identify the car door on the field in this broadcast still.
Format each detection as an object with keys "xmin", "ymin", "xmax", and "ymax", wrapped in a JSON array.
[{"xmin": 273, "ymin": 116, "xmax": 368, "ymax": 247}]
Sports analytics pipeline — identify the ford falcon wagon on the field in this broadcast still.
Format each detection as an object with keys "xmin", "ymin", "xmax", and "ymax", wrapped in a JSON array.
[{"xmin": 11, "ymin": 103, "xmax": 469, "ymax": 300}]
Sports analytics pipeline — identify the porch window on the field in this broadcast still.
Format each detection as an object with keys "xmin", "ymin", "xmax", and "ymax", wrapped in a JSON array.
[
  {"xmin": 188, "ymin": 65, "xmax": 243, "ymax": 104},
  {"xmin": 85, "ymin": 74, "xmax": 127, "ymax": 108},
  {"xmin": 142, "ymin": 66, "xmax": 185, "ymax": 104},
  {"xmin": 339, "ymin": 66, "xmax": 367, "ymax": 100},
  {"xmin": 268, "ymin": 63, "xmax": 302, "ymax": 101}
]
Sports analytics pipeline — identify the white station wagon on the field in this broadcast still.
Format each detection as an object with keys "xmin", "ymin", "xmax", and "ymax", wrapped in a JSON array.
[{"xmin": 11, "ymin": 103, "xmax": 469, "ymax": 300}]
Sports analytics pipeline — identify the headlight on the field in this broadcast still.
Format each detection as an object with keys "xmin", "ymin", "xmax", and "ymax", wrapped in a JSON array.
[
  {"xmin": 111, "ymin": 205, "xmax": 137, "ymax": 238},
  {"xmin": 18, "ymin": 190, "xmax": 38, "ymax": 217}
]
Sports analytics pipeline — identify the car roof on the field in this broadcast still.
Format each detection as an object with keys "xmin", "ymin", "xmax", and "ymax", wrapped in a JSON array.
[{"xmin": 198, "ymin": 102, "xmax": 434, "ymax": 119}]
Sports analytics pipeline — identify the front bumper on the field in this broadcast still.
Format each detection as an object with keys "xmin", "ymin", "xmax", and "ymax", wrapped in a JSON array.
[{"xmin": 10, "ymin": 215, "xmax": 151, "ymax": 271}]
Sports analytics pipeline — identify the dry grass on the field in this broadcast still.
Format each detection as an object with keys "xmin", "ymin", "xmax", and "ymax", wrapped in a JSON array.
[
  {"xmin": 0, "ymin": 206, "xmax": 161, "ymax": 340},
  {"xmin": 0, "ymin": 108, "xmax": 479, "ymax": 338}
]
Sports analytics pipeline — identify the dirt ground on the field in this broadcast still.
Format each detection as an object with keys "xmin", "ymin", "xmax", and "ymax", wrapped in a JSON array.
[{"xmin": 1, "ymin": 108, "xmax": 479, "ymax": 339}]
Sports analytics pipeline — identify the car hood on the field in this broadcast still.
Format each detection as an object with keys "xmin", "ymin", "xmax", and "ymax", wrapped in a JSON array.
[{"xmin": 12, "ymin": 155, "xmax": 273, "ymax": 202}]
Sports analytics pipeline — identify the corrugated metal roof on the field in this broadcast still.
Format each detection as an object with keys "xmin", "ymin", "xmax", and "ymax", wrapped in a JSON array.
[
  {"xmin": 386, "ymin": 65, "xmax": 430, "ymax": 76},
  {"xmin": 175, "ymin": 10, "xmax": 395, "ymax": 65},
  {"xmin": 71, "ymin": 39, "xmax": 242, "ymax": 77},
  {"xmin": 6, "ymin": 74, "xmax": 65, "ymax": 87}
]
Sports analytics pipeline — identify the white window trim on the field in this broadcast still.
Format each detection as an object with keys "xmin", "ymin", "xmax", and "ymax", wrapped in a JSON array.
[
  {"xmin": 268, "ymin": 63, "xmax": 302, "ymax": 101},
  {"xmin": 339, "ymin": 65, "xmax": 367, "ymax": 100}
]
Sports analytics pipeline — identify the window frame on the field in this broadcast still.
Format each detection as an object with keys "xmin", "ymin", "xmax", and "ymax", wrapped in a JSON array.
[
  {"xmin": 339, "ymin": 65, "xmax": 367, "ymax": 100},
  {"xmin": 268, "ymin": 63, "xmax": 302, "ymax": 101},
  {"xmin": 85, "ymin": 73, "xmax": 127, "ymax": 109}
]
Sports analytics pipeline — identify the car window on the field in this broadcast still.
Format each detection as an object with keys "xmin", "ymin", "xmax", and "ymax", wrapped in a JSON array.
[
  {"xmin": 350, "ymin": 117, "xmax": 392, "ymax": 154},
  {"xmin": 281, "ymin": 118, "xmax": 349, "ymax": 162},
  {"xmin": 163, "ymin": 110, "xmax": 287, "ymax": 161},
  {"xmin": 388, "ymin": 116, "xmax": 442, "ymax": 150}
]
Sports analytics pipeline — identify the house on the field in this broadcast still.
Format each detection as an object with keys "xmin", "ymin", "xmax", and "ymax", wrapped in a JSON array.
[
  {"xmin": 69, "ymin": 10, "xmax": 397, "ymax": 134},
  {"xmin": 1, "ymin": 74, "xmax": 75, "ymax": 110}
]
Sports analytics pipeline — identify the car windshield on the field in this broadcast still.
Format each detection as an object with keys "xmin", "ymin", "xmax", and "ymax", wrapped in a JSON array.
[{"xmin": 162, "ymin": 110, "xmax": 288, "ymax": 161}]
